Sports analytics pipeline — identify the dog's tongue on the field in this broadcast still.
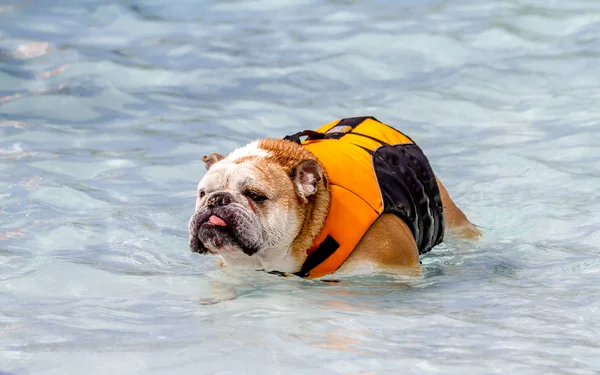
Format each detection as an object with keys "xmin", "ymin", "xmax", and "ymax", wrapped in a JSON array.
[{"xmin": 209, "ymin": 215, "xmax": 227, "ymax": 227}]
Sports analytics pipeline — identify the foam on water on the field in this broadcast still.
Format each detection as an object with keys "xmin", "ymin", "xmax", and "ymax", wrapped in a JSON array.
[{"xmin": 1, "ymin": 0, "xmax": 600, "ymax": 374}]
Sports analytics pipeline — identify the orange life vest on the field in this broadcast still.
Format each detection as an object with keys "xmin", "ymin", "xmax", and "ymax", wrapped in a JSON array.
[{"xmin": 284, "ymin": 116, "xmax": 445, "ymax": 279}]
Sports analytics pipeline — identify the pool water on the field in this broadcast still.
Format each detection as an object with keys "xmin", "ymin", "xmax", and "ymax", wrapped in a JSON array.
[{"xmin": 1, "ymin": 1, "xmax": 600, "ymax": 374}]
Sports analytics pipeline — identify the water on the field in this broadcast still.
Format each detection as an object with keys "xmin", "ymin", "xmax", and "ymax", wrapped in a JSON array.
[{"xmin": 1, "ymin": 0, "xmax": 600, "ymax": 374}]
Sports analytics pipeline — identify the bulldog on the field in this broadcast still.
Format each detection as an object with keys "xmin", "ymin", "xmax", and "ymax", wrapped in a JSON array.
[{"xmin": 188, "ymin": 117, "xmax": 480, "ymax": 279}]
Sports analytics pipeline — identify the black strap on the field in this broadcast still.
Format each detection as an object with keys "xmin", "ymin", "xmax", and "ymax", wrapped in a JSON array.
[
  {"xmin": 293, "ymin": 235, "xmax": 340, "ymax": 278},
  {"xmin": 283, "ymin": 130, "xmax": 326, "ymax": 144},
  {"xmin": 347, "ymin": 132, "xmax": 390, "ymax": 146},
  {"xmin": 336, "ymin": 116, "xmax": 380, "ymax": 127},
  {"xmin": 283, "ymin": 117, "xmax": 384, "ymax": 144},
  {"xmin": 267, "ymin": 270, "xmax": 288, "ymax": 277}
]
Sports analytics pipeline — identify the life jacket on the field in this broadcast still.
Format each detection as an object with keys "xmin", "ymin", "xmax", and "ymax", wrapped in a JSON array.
[{"xmin": 283, "ymin": 116, "xmax": 445, "ymax": 279}]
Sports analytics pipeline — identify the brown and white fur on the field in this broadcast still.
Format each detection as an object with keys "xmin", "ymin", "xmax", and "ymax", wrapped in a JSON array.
[{"xmin": 188, "ymin": 138, "xmax": 480, "ymax": 277}]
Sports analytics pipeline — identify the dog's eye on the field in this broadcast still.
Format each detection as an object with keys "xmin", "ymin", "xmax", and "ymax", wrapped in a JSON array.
[
  {"xmin": 244, "ymin": 191, "xmax": 267, "ymax": 203},
  {"xmin": 199, "ymin": 191, "xmax": 206, "ymax": 199}
]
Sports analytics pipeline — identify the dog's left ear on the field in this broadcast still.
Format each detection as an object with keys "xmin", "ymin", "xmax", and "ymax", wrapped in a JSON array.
[
  {"xmin": 202, "ymin": 153, "xmax": 225, "ymax": 170},
  {"xmin": 292, "ymin": 160, "xmax": 324, "ymax": 198}
]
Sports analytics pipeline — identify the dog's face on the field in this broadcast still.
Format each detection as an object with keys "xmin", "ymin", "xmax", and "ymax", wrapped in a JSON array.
[{"xmin": 189, "ymin": 140, "xmax": 328, "ymax": 271}]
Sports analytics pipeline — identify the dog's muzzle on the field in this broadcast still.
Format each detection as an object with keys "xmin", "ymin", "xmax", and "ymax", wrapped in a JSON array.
[{"xmin": 188, "ymin": 202, "xmax": 261, "ymax": 256}]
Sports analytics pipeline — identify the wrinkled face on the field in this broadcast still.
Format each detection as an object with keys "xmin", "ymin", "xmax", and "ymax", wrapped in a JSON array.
[{"xmin": 188, "ymin": 154, "xmax": 302, "ymax": 260}]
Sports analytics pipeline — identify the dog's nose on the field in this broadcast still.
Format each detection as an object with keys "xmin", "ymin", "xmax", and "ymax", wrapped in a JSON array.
[{"xmin": 206, "ymin": 192, "xmax": 233, "ymax": 208}]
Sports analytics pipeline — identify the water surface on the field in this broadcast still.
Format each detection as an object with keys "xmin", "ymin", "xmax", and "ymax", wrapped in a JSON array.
[{"xmin": 1, "ymin": 1, "xmax": 600, "ymax": 374}]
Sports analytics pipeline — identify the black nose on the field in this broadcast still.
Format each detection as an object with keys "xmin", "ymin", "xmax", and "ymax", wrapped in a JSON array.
[{"xmin": 206, "ymin": 192, "xmax": 233, "ymax": 208}]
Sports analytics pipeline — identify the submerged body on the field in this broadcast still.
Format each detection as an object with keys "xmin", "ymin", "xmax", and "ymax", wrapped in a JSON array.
[{"xmin": 188, "ymin": 117, "xmax": 480, "ymax": 278}]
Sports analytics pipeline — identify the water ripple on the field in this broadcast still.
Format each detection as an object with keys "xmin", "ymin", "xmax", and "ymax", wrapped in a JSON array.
[{"xmin": 2, "ymin": 0, "xmax": 600, "ymax": 374}]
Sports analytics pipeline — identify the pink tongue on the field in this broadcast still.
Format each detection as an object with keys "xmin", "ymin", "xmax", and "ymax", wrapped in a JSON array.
[{"xmin": 209, "ymin": 215, "xmax": 227, "ymax": 227}]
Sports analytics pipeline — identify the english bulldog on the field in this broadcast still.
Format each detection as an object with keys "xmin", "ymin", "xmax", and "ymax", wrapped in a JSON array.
[{"xmin": 188, "ymin": 117, "xmax": 480, "ymax": 279}]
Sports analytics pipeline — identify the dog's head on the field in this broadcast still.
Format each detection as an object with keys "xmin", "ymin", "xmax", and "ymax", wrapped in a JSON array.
[{"xmin": 188, "ymin": 139, "xmax": 330, "ymax": 272}]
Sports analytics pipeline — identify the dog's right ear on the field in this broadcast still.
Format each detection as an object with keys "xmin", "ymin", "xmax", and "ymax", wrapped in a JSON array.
[
  {"xmin": 202, "ymin": 153, "xmax": 225, "ymax": 170},
  {"xmin": 292, "ymin": 159, "xmax": 324, "ymax": 198}
]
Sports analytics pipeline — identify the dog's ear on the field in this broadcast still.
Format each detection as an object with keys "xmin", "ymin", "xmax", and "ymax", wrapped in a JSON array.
[
  {"xmin": 292, "ymin": 160, "xmax": 324, "ymax": 198},
  {"xmin": 202, "ymin": 153, "xmax": 225, "ymax": 170}
]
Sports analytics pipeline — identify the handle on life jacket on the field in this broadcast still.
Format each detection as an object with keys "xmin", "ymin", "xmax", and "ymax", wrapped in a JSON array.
[{"xmin": 283, "ymin": 130, "xmax": 326, "ymax": 144}]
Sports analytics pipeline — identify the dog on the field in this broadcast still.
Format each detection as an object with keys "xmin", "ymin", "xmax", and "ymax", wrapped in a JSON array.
[{"xmin": 189, "ymin": 117, "xmax": 480, "ymax": 279}]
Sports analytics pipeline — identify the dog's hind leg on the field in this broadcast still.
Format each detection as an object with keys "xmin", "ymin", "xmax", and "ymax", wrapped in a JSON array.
[{"xmin": 435, "ymin": 177, "xmax": 481, "ymax": 239}]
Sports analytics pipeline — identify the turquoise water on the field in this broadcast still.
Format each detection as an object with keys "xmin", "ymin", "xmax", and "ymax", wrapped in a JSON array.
[{"xmin": 2, "ymin": 1, "xmax": 600, "ymax": 374}]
